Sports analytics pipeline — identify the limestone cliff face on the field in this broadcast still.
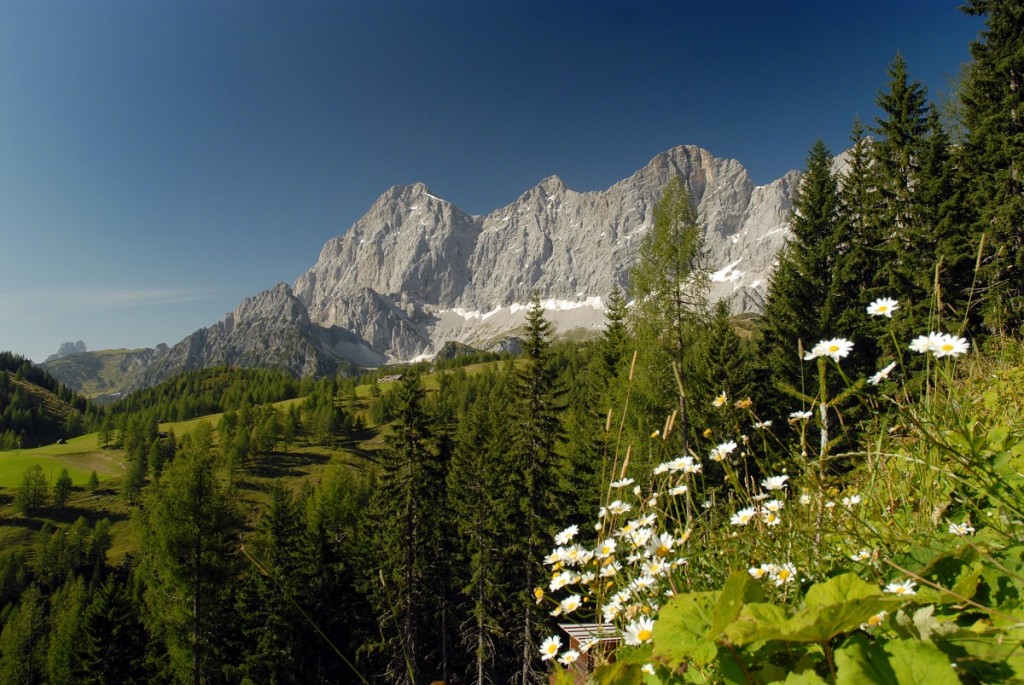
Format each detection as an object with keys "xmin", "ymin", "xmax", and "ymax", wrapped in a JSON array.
[
  {"xmin": 292, "ymin": 145, "xmax": 799, "ymax": 359},
  {"xmin": 124, "ymin": 283, "xmax": 383, "ymax": 391},
  {"xmin": 52, "ymin": 144, "xmax": 803, "ymax": 393}
]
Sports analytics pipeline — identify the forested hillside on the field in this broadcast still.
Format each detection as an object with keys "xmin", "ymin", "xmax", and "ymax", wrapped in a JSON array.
[
  {"xmin": 0, "ymin": 352, "xmax": 99, "ymax": 450},
  {"xmin": 1, "ymin": 2, "xmax": 1023, "ymax": 683}
]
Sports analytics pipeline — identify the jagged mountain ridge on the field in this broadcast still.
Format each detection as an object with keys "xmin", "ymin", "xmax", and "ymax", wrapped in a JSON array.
[
  {"xmin": 292, "ymin": 144, "xmax": 798, "ymax": 358},
  {"xmin": 45, "ymin": 145, "xmax": 801, "ymax": 393}
]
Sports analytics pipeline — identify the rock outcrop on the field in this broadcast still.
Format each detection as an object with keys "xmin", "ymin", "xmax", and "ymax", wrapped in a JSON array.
[
  {"xmin": 293, "ymin": 145, "xmax": 798, "ymax": 358},
  {"xmin": 47, "ymin": 144, "xmax": 802, "ymax": 393}
]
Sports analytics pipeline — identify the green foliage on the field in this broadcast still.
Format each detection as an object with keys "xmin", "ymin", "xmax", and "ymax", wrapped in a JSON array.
[
  {"xmin": 14, "ymin": 465, "xmax": 48, "ymax": 516},
  {"xmin": 0, "ymin": 352, "xmax": 96, "ymax": 448},
  {"xmin": 51, "ymin": 468, "xmax": 73, "ymax": 511},
  {"xmin": 960, "ymin": 0, "xmax": 1024, "ymax": 332},
  {"xmin": 135, "ymin": 421, "xmax": 242, "ymax": 684},
  {"xmin": 0, "ymin": 584, "xmax": 46, "ymax": 685}
]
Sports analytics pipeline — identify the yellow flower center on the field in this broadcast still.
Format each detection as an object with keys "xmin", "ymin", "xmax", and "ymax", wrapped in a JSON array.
[
  {"xmin": 637, "ymin": 629, "xmax": 652, "ymax": 642},
  {"xmin": 656, "ymin": 545, "xmax": 669, "ymax": 558},
  {"xmin": 778, "ymin": 569, "xmax": 791, "ymax": 580},
  {"xmin": 867, "ymin": 613, "xmax": 884, "ymax": 626}
]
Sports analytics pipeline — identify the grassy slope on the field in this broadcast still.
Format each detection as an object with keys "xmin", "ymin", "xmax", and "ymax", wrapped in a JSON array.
[{"xmin": 0, "ymin": 361, "xmax": 507, "ymax": 565}]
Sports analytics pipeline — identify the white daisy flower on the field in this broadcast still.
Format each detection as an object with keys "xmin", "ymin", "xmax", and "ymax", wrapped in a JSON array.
[
  {"xmin": 753, "ymin": 419, "xmax": 773, "ymax": 429},
  {"xmin": 594, "ymin": 538, "xmax": 617, "ymax": 559},
  {"xmin": 710, "ymin": 440, "xmax": 738, "ymax": 462},
  {"xmin": 789, "ymin": 410, "xmax": 812, "ymax": 421},
  {"xmin": 860, "ymin": 610, "xmax": 888, "ymax": 632},
  {"xmin": 909, "ymin": 332, "xmax": 942, "ymax": 354},
  {"xmin": 540, "ymin": 635, "xmax": 562, "ymax": 661},
  {"xmin": 668, "ymin": 484, "xmax": 688, "ymax": 496},
  {"xmin": 554, "ymin": 524, "xmax": 579, "ymax": 546},
  {"xmin": 841, "ymin": 494, "xmax": 861, "ymax": 507},
  {"xmin": 642, "ymin": 663, "xmax": 656, "ymax": 676},
  {"xmin": 948, "ymin": 521, "xmax": 975, "ymax": 536},
  {"xmin": 934, "ymin": 333, "xmax": 970, "ymax": 358},
  {"xmin": 712, "ymin": 392, "xmax": 728, "ymax": 407},
  {"xmin": 560, "ymin": 594, "xmax": 582, "ymax": 615},
  {"xmin": 799, "ymin": 493, "xmax": 811, "ymax": 505},
  {"xmin": 884, "ymin": 579, "xmax": 916, "ymax": 596},
  {"xmin": 761, "ymin": 474, "xmax": 789, "ymax": 491},
  {"xmin": 867, "ymin": 297, "xmax": 899, "ymax": 318},
  {"xmin": 730, "ymin": 507, "xmax": 757, "ymax": 526},
  {"xmin": 869, "ymin": 361, "xmax": 897, "ymax": 385},
  {"xmin": 558, "ymin": 649, "xmax": 580, "ymax": 666},
  {"xmin": 610, "ymin": 477, "xmax": 634, "ymax": 489},
  {"xmin": 771, "ymin": 563, "xmax": 797, "ymax": 586},
  {"xmin": 804, "ymin": 338, "xmax": 854, "ymax": 362},
  {"xmin": 624, "ymin": 617, "xmax": 655, "ymax": 646},
  {"xmin": 549, "ymin": 570, "xmax": 577, "ymax": 592}
]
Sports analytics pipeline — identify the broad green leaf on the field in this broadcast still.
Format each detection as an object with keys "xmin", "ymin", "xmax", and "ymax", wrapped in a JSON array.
[
  {"xmin": 781, "ymin": 671, "xmax": 829, "ymax": 684},
  {"xmin": 591, "ymin": 660, "xmax": 645, "ymax": 685},
  {"xmin": 836, "ymin": 633, "xmax": 897, "ymax": 685},
  {"xmin": 948, "ymin": 607, "xmax": 1024, "ymax": 682},
  {"xmin": 711, "ymin": 571, "xmax": 763, "ymax": 637},
  {"xmin": 653, "ymin": 590, "xmax": 719, "ymax": 668},
  {"xmin": 722, "ymin": 602, "xmax": 788, "ymax": 646},
  {"xmin": 883, "ymin": 638, "xmax": 961, "ymax": 684},
  {"xmin": 837, "ymin": 633, "xmax": 960, "ymax": 685},
  {"xmin": 782, "ymin": 595, "xmax": 896, "ymax": 643},
  {"xmin": 803, "ymin": 573, "xmax": 880, "ymax": 608}
]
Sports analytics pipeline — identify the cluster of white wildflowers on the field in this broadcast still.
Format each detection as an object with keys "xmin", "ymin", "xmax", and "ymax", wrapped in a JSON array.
[
  {"xmin": 537, "ymin": 453, "xmax": 709, "ymax": 664},
  {"xmin": 539, "ymin": 296, "xmax": 976, "ymax": 667}
]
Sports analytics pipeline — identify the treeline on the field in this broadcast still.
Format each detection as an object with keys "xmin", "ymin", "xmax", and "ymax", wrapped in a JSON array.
[
  {"xmin": 0, "ymin": 352, "xmax": 98, "ymax": 449},
  {"xmin": 106, "ymin": 366, "xmax": 304, "ymax": 423}
]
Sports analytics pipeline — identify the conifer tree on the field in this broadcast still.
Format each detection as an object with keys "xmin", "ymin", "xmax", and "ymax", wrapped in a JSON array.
[
  {"xmin": 52, "ymin": 468, "xmax": 73, "ymax": 511},
  {"xmin": 73, "ymin": 570, "xmax": 151, "ymax": 684},
  {"xmin": 694, "ymin": 301, "xmax": 756, "ymax": 437},
  {"xmin": 46, "ymin": 576, "xmax": 86, "ymax": 685},
  {"xmin": 757, "ymin": 140, "xmax": 841, "ymax": 412},
  {"xmin": 870, "ymin": 54, "xmax": 935, "ymax": 338},
  {"xmin": 363, "ymin": 371, "xmax": 450, "ymax": 684},
  {"xmin": 15, "ymin": 465, "xmax": 48, "ymax": 517},
  {"xmin": 0, "ymin": 585, "xmax": 46, "ymax": 685},
  {"xmin": 504, "ymin": 295, "xmax": 567, "ymax": 685},
  {"xmin": 627, "ymin": 175, "xmax": 709, "ymax": 454},
  {"xmin": 960, "ymin": 0, "xmax": 1024, "ymax": 332},
  {"xmin": 446, "ymin": 389, "xmax": 509, "ymax": 684},
  {"xmin": 136, "ymin": 422, "xmax": 241, "ymax": 685}
]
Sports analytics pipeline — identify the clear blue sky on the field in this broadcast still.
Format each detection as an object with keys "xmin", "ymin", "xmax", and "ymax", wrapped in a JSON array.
[{"xmin": 0, "ymin": 0, "xmax": 983, "ymax": 362}]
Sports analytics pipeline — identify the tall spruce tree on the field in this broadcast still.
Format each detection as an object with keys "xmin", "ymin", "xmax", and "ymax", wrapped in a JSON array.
[
  {"xmin": 363, "ymin": 371, "xmax": 450, "ymax": 684},
  {"xmin": 0, "ymin": 585, "xmax": 46, "ymax": 685},
  {"xmin": 503, "ymin": 295, "xmax": 567, "ymax": 685},
  {"xmin": 446, "ymin": 386, "xmax": 511, "ymax": 684},
  {"xmin": 870, "ymin": 54, "xmax": 935, "ymax": 338},
  {"xmin": 72, "ymin": 570, "xmax": 151, "ymax": 684},
  {"xmin": 960, "ymin": 0, "xmax": 1024, "ymax": 333},
  {"xmin": 758, "ymin": 140, "xmax": 841, "ymax": 413}
]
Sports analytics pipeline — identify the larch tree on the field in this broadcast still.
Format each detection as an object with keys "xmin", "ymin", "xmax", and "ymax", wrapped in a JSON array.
[{"xmin": 627, "ymin": 175, "xmax": 709, "ymax": 455}]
